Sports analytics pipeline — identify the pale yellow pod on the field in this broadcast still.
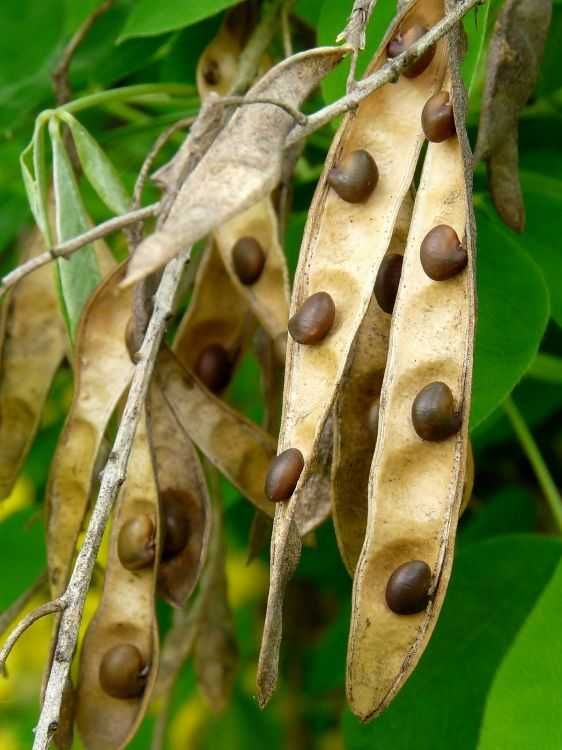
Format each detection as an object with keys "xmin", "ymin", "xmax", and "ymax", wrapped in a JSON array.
[
  {"xmin": 347, "ymin": 31, "xmax": 476, "ymax": 719},
  {"xmin": 76, "ymin": 411, "xmax": 160, "ymax": 750}
]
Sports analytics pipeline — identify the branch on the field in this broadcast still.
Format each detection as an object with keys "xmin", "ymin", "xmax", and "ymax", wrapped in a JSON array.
[
  {"xmin": 0, "ymin": 571, "xmax": 48, "ymax": 640},
  {"xmin": 0, "ymin": 599, "xmax": 65, "ymax": 677},
  {"xmin": 337, "ymin": 0, "xmax": 378, "ymax": 91},
  {"xmin": 221, "ymin": 95, "xmax": 307, "ymax": 125}
]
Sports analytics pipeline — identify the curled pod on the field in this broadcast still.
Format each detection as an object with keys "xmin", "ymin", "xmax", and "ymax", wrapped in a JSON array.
[
  {"xmin": 420, "ymin": 224, "xmax": 467, "ymax": 281},
  {"xmin": 421, "ymin": 91, "xmax": 456, "ymax": 142},
  {"xmin": 265, "ymin": 448, "xmax": 305, "ymax": 503},
  {"xmin": 411, "ymin": 381, "xmax": 461, "ymax": 441},
  {"xmin": 386, "ymin": 22, "xmax": 436, "ymax": 78},
  {"xmin": 385, "ymin": 561, "xmax": 432, "ymax": 615},
  {"xmin": 232, "ymin": 236, "xmax": 266, "ymax": 285},
  {"xmin": 327, "ymin": 149, "xmax": 379, "ymax": 203},
  {"xmin": 288, "ymin": 292, "xmax": 336, "ymax": 345},
  {"xmin": 99, "ymin": 644, "xmax": 149, "ymax": 700},
  {"xmin": 374, "ymin": 254, "xmax": 404, "ymax": 314},
  {"xmin": 194, "ymin": 343, "xmax": 233, "ymax": 393},
  {"xmin": 118, "ymin": 515, "xmax": 156, "ymax": 571}
]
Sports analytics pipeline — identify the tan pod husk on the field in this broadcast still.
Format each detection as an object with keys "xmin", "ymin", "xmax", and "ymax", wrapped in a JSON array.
[
  {"xmin": 257, "ymin": 0, "xmax": 448, "ymax": 705},
  {"xmin": 346, "ymin": 17, "xmax": 476, "ymax": 720},
  {"xmin": 45, "ymin": 264, "xmax": 134, "ymax": 598},
  {"xmin": 76, "ymin": 412, "xmax": 160, "ymax": 750},
  {"xmin": 0, "ymin": 225, "xmax": 66, "ymax": 499},
  {"xmin": 149, "ymin": 382, "xmax": 212, "ymax": 607},
  {"xmin": 332, "ymin": 193, "xmax": 414, "ymax": 576}
]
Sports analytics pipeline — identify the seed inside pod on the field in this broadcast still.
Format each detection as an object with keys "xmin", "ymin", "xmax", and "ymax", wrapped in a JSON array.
[
  {"xmin": 386, "ymin": 23, "xmax": 436, "ymax": 79},
  {"xmin": 421, "ymin": 91, "xmax": 456, "ymax": 142},
  {"xmin": 99, "ymin": 643, "xmax": 148, "ymax": 699},
  {"xmin": 117, "ymin": 514, "xmax": 156, "ymax": 571},
  {"xmin": 374, "ymin": 253, "xmax": 403, "ymax": 314},
  {"xmin": 368, "ymin": 399, "xmax": 380, "ymax": 438},
  {"xmin": 420, "ymin": 225, "xmax": 467, "ymax": 281},
  {"xmin": 194, "ymin": 343, "xmax": 232, "ymax": 392},
  {"xmin": 232, "ymin": 236, "xmax": 266, "ymax": 285},
  {"xmin": 412, "ymin": 381, "xmax": 461, "ymax": 441},
  {"xmin": 288, "ymin": 291, "xmax": 336, "ymax": 345},
  {"xmin": 161, "ymin": 491, "xmax": 190, "ymax": 561},
  {"xmin": 265, "ymin": 448, "xmax": 304, "ymax": 502},
  {"xmin": 327, "ymin": 149, "xmax": 379, "ymax": 203},
  {"xmin": 202, "ymin": 59, "xmax": 220, "ymax": 86},
  {"xmin": 385, "ymin": 560, "xmax": 432, "ymax": 614}
]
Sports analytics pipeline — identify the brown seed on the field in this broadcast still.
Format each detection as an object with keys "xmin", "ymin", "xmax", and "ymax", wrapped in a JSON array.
[
  {"xmin": 288, "ymin": 292, "xmax": 336, "ymax": 345},
  {"xmin": 412, "ymin": 381, "xmax": 461, "ymax": 441},
  {"xmin": 385, "ymin": 560, "xmax": 432, "ymax": 614},
  {"xmin": 421, "ymin": 91, "xmax": 456, "ymax": 142},
  {"xmin": 420, "ymin": 225, "xmax": 467, "ymax": 281},
  {"xmin": 99, "ymin": 644, "xmax": 148, "ymax": 699},
  {"xmin": 194, "ymin": 343, "xmax": 232, "ymax": 392},
  {"xmin": 368, "ymin": 399, "xmax": 380, "ymax": 438},
  {"xmin": 327, "ymin": 149, "xmax": 379, "ymax": 203},
  {"xmin": 265, "ymin": 448, "xmax": 304, "ymax": 502},
  {"xmin": 202, "ymin": 59, "xmax": 220, "ymax": 86},
  {"xmin": 374, "ymin": 253, "xmax": 403, "ymax": 314},
  {"xmin": 161, "ymin": 491, "xmax": 190, "ymax": 561},
  {"xmin": 117, "ymin": 514, "xmax": 156, "ymax": 571},
  {"xmin": 231, "ymin": 236, "xmax": 266, "ymax": 285},
  {"xmin": 386, "ymin": 23, "xmax": 436, "ymax": 79}
]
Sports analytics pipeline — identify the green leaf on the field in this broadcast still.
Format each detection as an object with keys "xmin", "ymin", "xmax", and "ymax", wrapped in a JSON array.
[
  {"xmin": 459, "ymin": 487, "xmax": 538, "ymax": 547},
  {"xmin": 119, "ymin": 0, "xmax": 239, "ymax": 41},
  {"xmin": 343, "ymin": 536, "xmax": 562, "ymax": 750},
  {"xmin": 477, "ymin": 558, "xmax": 562, "ymax": 750},
  {"xmin": 461, "ymin": 0, "xmax": 502, "ymax": 97},
  {"xmin": 471, "ymin": 201, "xmax": 549, "ymax": 429},
  {"xmin": 60, "ymin": 112, "xmax": 130, "ymax": 214},
  {"xmin": 0, "ymin": 507, "xmax": 46, "ymax": 609},
  {"xmin": 294, "ymin": 0, "xmax": 324, "ymax": 26},
  {"xmin": 50, "ymin": 118, "xmax": 102, "ymax": 340}
]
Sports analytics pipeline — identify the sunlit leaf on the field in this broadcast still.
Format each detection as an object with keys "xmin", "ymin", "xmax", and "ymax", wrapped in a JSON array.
[{"xmin": 119, "ymin": 0, "xmax": 239, "ymax": 41}]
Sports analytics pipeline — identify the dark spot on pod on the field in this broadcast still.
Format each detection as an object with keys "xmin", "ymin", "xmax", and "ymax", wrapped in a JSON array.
[
  {"xmin": 99, "ymin": 644, "xmax": 148, "ymax": 699},
  {"xmin": 288, "ymin": 292, "xmax": 336, "ymax": 345},
  {"xmin": 374, "ymin": 253, "xmax": 403, "ymax": 314},
  {"xmin": 117, "ymin": 514, "xmax": 156, "ymax": 571},
  {"xmin": 421, "ymin": 91, "xmax": 456, "ymax": 142},
  {"xmin": 368, "ymin": 399, "xmax": 380, "ymax": 438},
  {"xmin": 412, "ymin": 381, "xmax": 461, "ymax": 441},
  {"xmin": 327, "ymin": 149, "xmax": 379, "ymax": 203},
  {"xmin": 386, "ymin": 23, "xmax": 436, "ymax": 79},
  {"xmin": 420, "ymin": 225, "xmax": 467, "ymax": 281},
  {"xmin": 161, "ymin": 491, "xmax": 190, "ymax": 561},
  {"xmin": 194, "ymin": 344, "xmax": 232, "ymax": 392},
  {"xmin": 265, "ymin": 448, "xmax": 304, "ymax": 502},
  {"xmin": 202, "ymin": 59, "xmax": 220, "ymax": 86},
  {"xmin": 232, "ymin": 236, "xmax": 266, "ymax": 285},
  {"xmin": 386, "ymin": 560, "xmax": 432, "ymax": 614}
]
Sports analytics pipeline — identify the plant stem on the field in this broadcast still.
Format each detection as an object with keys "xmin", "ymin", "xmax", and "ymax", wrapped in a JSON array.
[
  {"xmin": 528, "ymin": 353, "xmax": 562, "ymax": 385},
  {"xmin": 503, "ymin": 397, "xmax": 562, "ymax": 533},
  {"xmin": 50, "ymin": 83, "xmax": 196, "ymax": 117}
]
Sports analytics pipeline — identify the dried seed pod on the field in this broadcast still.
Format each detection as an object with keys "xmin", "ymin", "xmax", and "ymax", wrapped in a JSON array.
[
  {"xmin": 161, "ymin": 490, "xmax": 191, "ymax": 560},
  {"xmin": 117, "ymin": 515, "xmax": 156, "ymax": 571},
  {"xmin": 327, "ymin": 149, "xmax": 379, "ymax": 203},
  {"xmin": 420, "ymin": 224, "xmax": 467, "ymax": 280},
  {"xmin": 385, "ymin": 561, "xmax": 432, "ymax": 614},
  {"xmin": 421, "ymin": 90, "xmax": 456, "ymax": 142},
  {"xmin": 99, "ymin": 644, "xmax": 148, "ymax": 700},
  {"xmin": 374, "ymin": 253, "xmax": 403, "ymax": 314},
  {"xmin": 232, "ymin": 236, "xmax": 266, "ymax": 285},
  {"xmin": 347, "ymin": 9, "xmax": 476, "ymax": 719},
  {"xmin": 460, "ymin": 441, "xmax": 474, "ymax": 516},
  {"xmin": 265, "ymin": 448, "xmax": 305, "ymax": 502},
  {"xmin": 257, "ymin": 0, "xmax": 448, "ymax": 707},
  {"xmin": 194, "ymin": 343, "xmax": 233, "ymax": 393},
  {"xmin": 412, "ymin": 381, "xmax": 461, "ymax": 441},
  {"xmin": 368, "ymin": 399, "xmax": 381, "ymax": 437},
  {"xmin": 386, "ymin": 21, "xmax": 436, "ymax": 78},
  {"xmin": 288, "ymin": 292, "xmax": 336, "ymax": 344}
]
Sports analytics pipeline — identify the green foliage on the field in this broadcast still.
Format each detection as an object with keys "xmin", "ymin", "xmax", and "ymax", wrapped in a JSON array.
[{"xmin": 119, "ymin": 0, "xmax": 241, "ymax": 41}]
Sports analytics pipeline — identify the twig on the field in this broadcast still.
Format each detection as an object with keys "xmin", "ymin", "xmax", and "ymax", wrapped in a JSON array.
[
  {"xmin": 221, "ymin": 95, "xmax": 307, "ymax": 125},
  {"xmin": 337, "ymin": 0, "xmax": 377, "ymax": 92},
  {"xmin": 0, "ymin": 599, "xmax": 65, "ymax": 677},
  {"xmin": 0, "ymin": 203, "xmax": 160, "ymax": 297},
  {"xmin": 281, "ymin": 3, "xmax": 294, "ymax": 57},
  {"xmin": 0, "ymin": 572, "xmax": 48, "ymax": 640}
]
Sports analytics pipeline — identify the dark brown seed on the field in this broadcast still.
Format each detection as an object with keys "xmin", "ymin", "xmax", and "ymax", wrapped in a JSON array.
[
  {"xmin": 288, "ymin": 292, "xmax": 336, "ymax": 345},
  {"xmin": 386, "ymin": 23, "xmax": 436, "ymax": 78},
  {"xmin": 161, "ymin": 491, "xmax": 190, "ymax": 561},
  {"xmin": 327, "ymin": 149, "xmax": 379, "ymax": 203},
  {"xmin": 412, "ymin": 381, "xmax": 461, "ymax": 441},
  {"xmin": 194, "ymin": 344, "xmax": 232, "ymax": 392},
  {"xmin": 117, "ymin": 514, "xmax": 156, "ymax": 571},
  {"xmin": 374, "ymin": 253, "xmax": 403, "ymax": 314},
  {"xmin": 202, "ymin": 59, "xmax": 220, "ymax": 86},
  {"xmin": 368, "ymin": 399, "xmax": 380, "ymax": 438},
  {"xmin": 232, "ymin": 236, "xmax": 266, "ymax": 285},
  {"xmin": 99, "ymin": 644, "xmax": 148, "ymax": 699},
  {"xmin": 420, "ymin": 225, "xmax": 467, "ymax": 281},
  {"xmin": 265, "ymin": 448, "xmax": 304, "ymax": 502},
  {"xmin": 421, "ymin": 91, "xmax": 456, "ymax": 142},
  {"xmin": 385, "ymin": 560, "xmax": 432, "ymax": 614}
]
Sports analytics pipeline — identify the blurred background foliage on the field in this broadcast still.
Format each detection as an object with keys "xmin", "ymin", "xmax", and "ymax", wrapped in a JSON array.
[{"xmin": 1, "ymin": 0, "xmax": 562, "ymax": 748}]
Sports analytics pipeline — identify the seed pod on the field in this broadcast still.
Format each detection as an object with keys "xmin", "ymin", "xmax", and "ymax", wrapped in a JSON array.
[
  {"xmin": 368, "ymin": 399, "xmax": 381, "ymax": 437},
  {"xmin": 265, "ymin": 448, "xmax": 305, "ymax": 502},
  {"xmin": 386, "ymin": 22, "xmax": 436, "ymax": 78},
  {"xmin": 161, "ymin": 490, "xmax": 191, "ymax": 560},
  {"xmin": 385, "ymin": 561, "xmax": 432, "ymax": 614},
  {"xmin": 117, "ymin": 515, "xmax": 156, "ymax": 571},
  {"xmin": 412, "ymin": 381, "xmax": 461, "ymax": 441},
  {"xmin": 288, "ymin": 292, "xmax": 336, "ymax": 344},
  {"xmin": 460, "ymin": 441, "xmax": 475, "ymax": 516},
  {"xmin": 99, "ymin": 644, "xmax": 148, "ymax": 700},
  {"xmin": 327, "ymin": 150, "xmax": 379, "ymax": 203},
  {"xmin": 421, "ymin": 90, "xmax": 456, "ymax": 142},
  {"xmin": 194, "ymin": 343, "xmax": 233, "ymax": 393},
  {"xmin": 420, "ymin": 224, "xmax": 467, "ymax": 280},
  {"xmin": 232, "ymin": 237, "xmax": 266, "ymax": 285},
  {"xmin": 374, "ymin": 254, "xmax": 403, "ymax": 314},
  {"xmin": 257, "ymin": 0, "xmax": 448, "ymax": 707}
]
